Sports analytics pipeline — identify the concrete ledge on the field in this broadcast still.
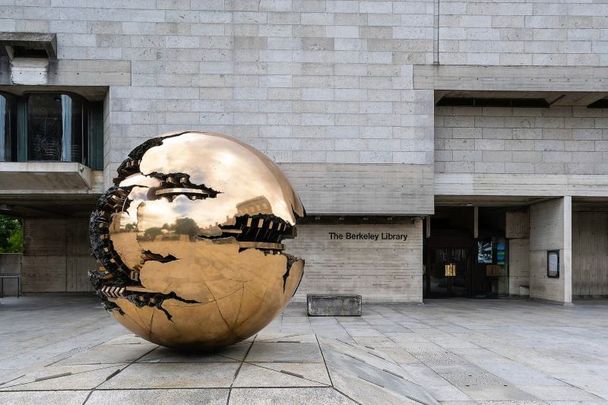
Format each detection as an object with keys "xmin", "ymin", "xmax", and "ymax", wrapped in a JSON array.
[
  {"xmin": 0, "ymin": 59, "xmax": 130, "ymax": 86},
  {"xmin": 307, "ymin": 294, "xmax": 362, "ymax": 316},
  {"xmin": 435, "ymin": 173, "xmax": 608, "ymax": 198},
  {"xmin": 414, "ymin": 64, "xmax": 608, "ymax": 92},
  {"xmin": 0, "ymin": 162, "xmax": 98, "ymax": 193},
  {"xmin": 0, "ymin": 32, "xmax": 56, "ymax": 58}
]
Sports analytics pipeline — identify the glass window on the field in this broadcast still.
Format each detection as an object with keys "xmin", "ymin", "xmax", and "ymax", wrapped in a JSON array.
[
  {"xmin": 27, "ymin": 94, "xmax": 62, "ymax": 161},
  {"xmin": 0, "ymin": 91, "xmax": 102, "ymax": 168},
  {"xmin": 27, "ymin": 93, "xmax": 84, "ymax": 162},
  {"xmin": 0, "ymin": 93, "xmax": 16, "ymax": 162},
  {"xmin": 65, "ymin": 95, "xmax": 84, "ymax": 163}
]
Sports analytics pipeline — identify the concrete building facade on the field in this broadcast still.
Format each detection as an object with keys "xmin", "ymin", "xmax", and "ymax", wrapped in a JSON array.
[{"xmin": 0, "ymin": 0, "xmax": 607, "ymax": 303}]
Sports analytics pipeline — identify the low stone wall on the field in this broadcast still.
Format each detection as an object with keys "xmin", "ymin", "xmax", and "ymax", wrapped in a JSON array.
[
  {"xmin": 0, "ymin": 253, "xmax": 22, "ymax": 296},
  {"xmin": 22, "ymin": 218, "xmax": 95, "ymax": 293}
]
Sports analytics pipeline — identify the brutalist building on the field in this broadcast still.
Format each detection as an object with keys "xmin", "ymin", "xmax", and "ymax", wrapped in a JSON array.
[{"xmin": 1, "ymin": 1, "xmax": 607, "ymax": 304}]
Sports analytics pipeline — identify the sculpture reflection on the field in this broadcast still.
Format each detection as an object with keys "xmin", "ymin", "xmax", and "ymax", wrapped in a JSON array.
[{"xmin": 89, "ymin": 131, "xmax": 305, "ymax": 349}]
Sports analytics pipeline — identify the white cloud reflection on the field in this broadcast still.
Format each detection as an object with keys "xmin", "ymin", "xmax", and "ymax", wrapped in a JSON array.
[{"xmin": 126, "ymin": 132, "xmax": 300, "ymax": 231}]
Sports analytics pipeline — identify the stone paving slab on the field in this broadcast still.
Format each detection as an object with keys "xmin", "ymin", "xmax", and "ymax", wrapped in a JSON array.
[
  {"xmin": 0, "ymin": 364, "xmax": 128, "ymax": 391},
  {"xmin": 86, "ymin": 388, "xmax": 229, "ymax": 404},
  {"xmin": 232, "ymin": 362, "xmax": 331, "ymax": 387},
  {"xmin": 0, "ymin": 330, "xmax": 438, "ymax": 404},
  {"xmin": 138, "ymin": 340, "xmax": 251, "ymax": 363},
  {"xmin": 255, "ymin": 332, "xmax": 318, "ymax": 343},
  {"xmin": 520, "ymin": 385, "xmax": 603, "ymax": 401},
  {"xmin": 320, "ymin": 337, "xmax": 439, "ymax": 405},
  {"xmin": 2, "ymin": 295, "xmax": 608, "ymax": 404},
  {"xmin": 55, "ymin": 338, "xmax": 157, "ymax": 366},
  {"xmin": 229, "ymin": 387, "xmax": 355, "ymax": 404},
  {"xmin": 245, "ymin": 341, "xmax": 324, "ymax": 363},
  {"xmin": 0, "ymin": 390, "xmax": 90, "ymax": 405},
  {"xmin": 98, "ymin": 362, "xmax": 241, "ymax": 389}
]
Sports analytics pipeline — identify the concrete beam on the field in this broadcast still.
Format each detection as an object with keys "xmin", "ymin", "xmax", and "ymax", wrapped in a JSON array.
[
  {"xmin": 415, "ymin": 65, "xmax": 608, "ymax": 92},
  {"xmin": 0, "ymin": 59, "xmax": 131, "ymax": 87},
  {"xmin": 0, "ymin": 162, "xmax": 103, "ymax": 193},
  {"xmin": 0, "ymin": 84, "xmax": 108, "ymax": 101},
  {"xmin": 435, "ymin": 90, "xmax": 608, "ymax": 106},
  {"xmin": 550, "ymin": 92, "xmax": 608, "ymax": 107},
  {"xmin": 0, "ymin": 32, "xmax": 56, "ymax": 58},
  {"xmin": 435, "ymin": 173, "xmax": 608, "ymax": 198}
]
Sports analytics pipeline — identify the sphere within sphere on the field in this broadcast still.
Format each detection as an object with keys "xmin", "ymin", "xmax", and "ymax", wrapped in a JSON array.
[{"xmin": 89, "ymin": 131, "xmax": 305, "ymax": 350}]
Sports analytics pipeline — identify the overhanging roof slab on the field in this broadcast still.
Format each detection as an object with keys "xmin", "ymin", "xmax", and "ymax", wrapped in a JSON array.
[{"xmin": 0, "ymin": 162, "xmax": 94, "ymax": 193}]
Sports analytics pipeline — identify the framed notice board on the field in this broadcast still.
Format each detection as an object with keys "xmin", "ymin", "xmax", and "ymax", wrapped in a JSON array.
[{"xmin": 547, "ymin": 250, "xmax": 559, "ymax": 278}]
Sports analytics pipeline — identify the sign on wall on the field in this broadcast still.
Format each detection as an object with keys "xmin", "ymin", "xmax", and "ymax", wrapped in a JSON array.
[
  {"xmin": 328, "ymin": 232, "xmax": 408, "ymax": 241},
  {"xmin": 547, "ymin": 250, "xmax": 560, "ymax": 278}
]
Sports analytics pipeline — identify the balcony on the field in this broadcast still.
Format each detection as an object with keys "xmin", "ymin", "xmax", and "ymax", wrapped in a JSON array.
[{"xmin": 0, "ymin": 91, "xmax": 103, "ymax": 195}]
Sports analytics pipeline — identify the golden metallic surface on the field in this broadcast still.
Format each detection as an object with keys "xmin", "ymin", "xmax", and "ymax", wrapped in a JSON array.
[{"xmin": 90, "ymin": 131, "xmax": 305, "ymax": 350}]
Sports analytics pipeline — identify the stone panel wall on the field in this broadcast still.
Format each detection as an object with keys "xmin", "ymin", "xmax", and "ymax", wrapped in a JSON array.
[
  {"xmin": 436, "ymin": 106, "xmax": 608, "ymax": 175},
  {"xmin": 22, "ymin": 218, "xmax": 95, "ymax": 293},
  {"xmin": 439, "ymin": 0, "xmax": 608, "ymax": 66},
  {"xmin": 572, "ymin": 209, "xmax": 608, "ymax": 297},
  {"xmin": 285, "ymin": 221, "xmax": 423, "ymax": 303},
  {"xmin": 1, "ymin": 1, "xmax": 436, "ymax": 215}
]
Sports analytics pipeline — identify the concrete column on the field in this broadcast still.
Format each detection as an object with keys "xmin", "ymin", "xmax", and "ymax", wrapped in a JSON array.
[
  {"xmin": 506, "ymin": 210, "xmax": 530, "ymax": 296},
  {"xmin": 529, "ymin": 197, "xmax": 572, "ymax": 303}
]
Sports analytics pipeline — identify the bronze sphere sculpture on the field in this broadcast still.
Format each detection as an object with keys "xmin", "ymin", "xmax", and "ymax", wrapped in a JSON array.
[{"xmin": 89, "ymin": 131, "xmax": 305, "ymax": 350}]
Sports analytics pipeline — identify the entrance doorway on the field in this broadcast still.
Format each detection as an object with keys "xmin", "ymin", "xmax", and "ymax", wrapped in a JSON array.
[
  {"xmin": 426, "ymin": 231, "xmax": 473, "ymax": 298},
  {"xmin": 424, "ymin": 207, "xmax": 509, "ymax": 298}
]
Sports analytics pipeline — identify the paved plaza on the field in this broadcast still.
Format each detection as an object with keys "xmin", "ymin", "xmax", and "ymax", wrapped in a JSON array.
[{"xmin": 0, "ymin": 295, "xmax": 607, "ymax": 404}]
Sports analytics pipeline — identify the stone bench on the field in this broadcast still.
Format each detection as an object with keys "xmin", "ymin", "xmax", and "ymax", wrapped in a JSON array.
[{"xmin": 307, "ymin": 294, "xmax": 362, "ymax": 316}]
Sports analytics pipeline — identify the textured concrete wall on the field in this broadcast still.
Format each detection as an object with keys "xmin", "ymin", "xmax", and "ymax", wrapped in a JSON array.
[
  {"xmin": 572, "ymin": 210, "xmax": 608, "ymax": 297},
  {"xmin": 285, "ymin": 221, "xmax": 423, "ymax": 303},
  {"xmin": 436, "ymin": 106, "xmax": 608, "ymax": 176},
  {"xmin": 4, "ymin": 2, "xmax": 608, "ymax": 213},
  {"xmin": 508, "ymin": 238, "xmax": 530, "ymax": 296},
  {"xmin": 0, "ymin": 1, "xmax": 436, "ymax": 215},
  {"xmin": 529, "ymin": 197, "xmax": 572, "ymax": 303},
  {"xmin": 0, "ymin": 0, "xmax": 434, "ymax": 214},
  {"xmin": 439, "ymin": 0, "xmax": 608, "ymax": 66},
  {"xmin": 21, "ymin": 218, "xmax": 95, "ymax": 293},
  {"xmin": 3, "ymin": 1, "xmax": 608, "ymax": 301},
  {"xmin": 506, "ymin": 210, "xmax": 530, "ymax": 296},
  {"xmin": 0, "ymin": 254, "xmax": 21, "ymax": 296}
]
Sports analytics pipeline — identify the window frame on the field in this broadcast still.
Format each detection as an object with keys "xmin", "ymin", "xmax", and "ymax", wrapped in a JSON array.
[{"xmin": 0, "ymin": 90, "xmax": 103, "ymax": 170}]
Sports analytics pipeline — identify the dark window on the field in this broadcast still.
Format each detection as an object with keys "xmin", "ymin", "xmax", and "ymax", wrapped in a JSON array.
[
  {"xmin": 27, "ymin": 93, "xmax": 84, "ymax": 162},
  {"xmin": 436, "ymin": 97, "xmax": 549, "ymax": 108},
  {"xmin": 0, "ymin": 93, "xmax": 17, "ymax": 162},
  {"xmin": 0, "ymin": 91, "xmax": 103, "ymax": 169},
  {"xmin": 588, "ymin": 98, "xmax": 608, "ymax": 108}
]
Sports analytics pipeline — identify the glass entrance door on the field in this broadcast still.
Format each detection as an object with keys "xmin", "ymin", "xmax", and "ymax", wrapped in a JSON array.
[{"xmin": 426, "ymin": 247, "xmax": 471, "ymax": 298}]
